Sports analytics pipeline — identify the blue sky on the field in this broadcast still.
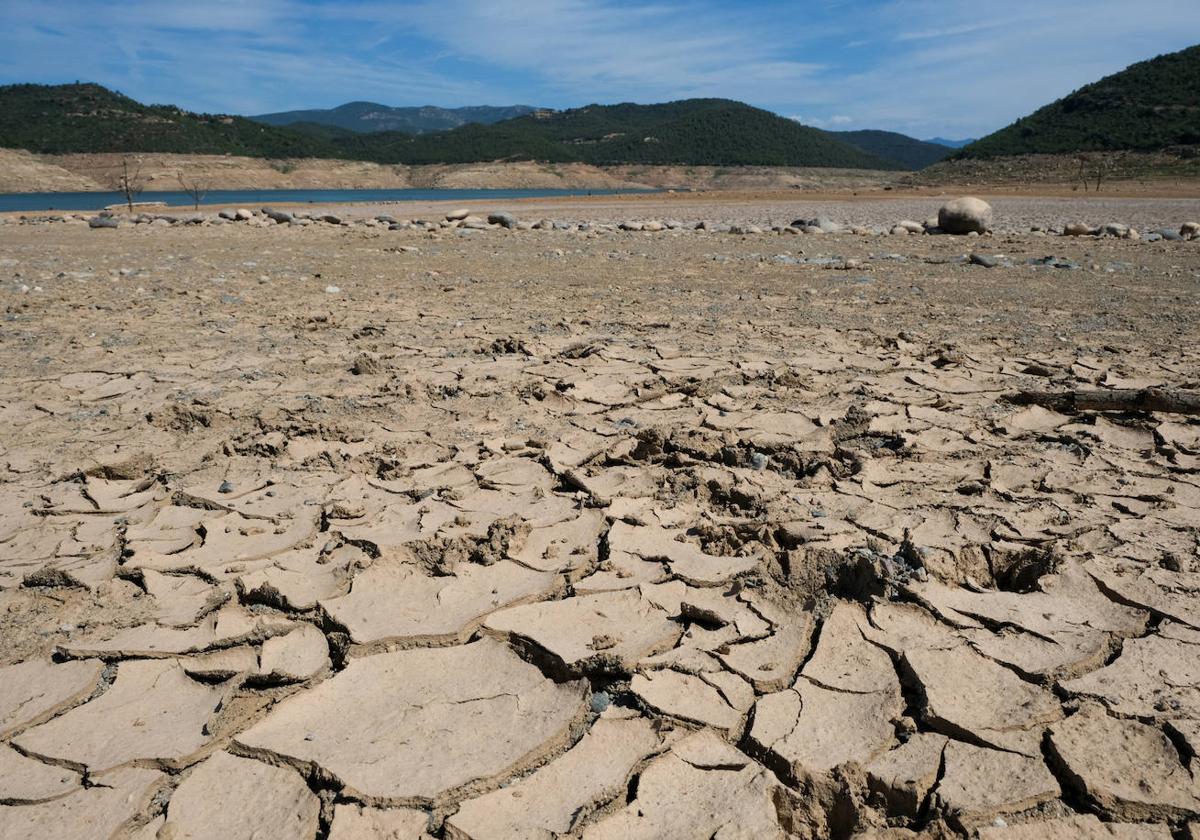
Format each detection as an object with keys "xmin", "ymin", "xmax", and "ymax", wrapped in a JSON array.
[{"xmin": 2, "ymin": 0, "xmax": 1199, "ymax": 139}]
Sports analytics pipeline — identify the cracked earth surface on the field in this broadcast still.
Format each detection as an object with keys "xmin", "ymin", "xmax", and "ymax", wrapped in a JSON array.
[{"xmin": 1, "ymin": 204, "xmax": 1199, "ymax": 839}]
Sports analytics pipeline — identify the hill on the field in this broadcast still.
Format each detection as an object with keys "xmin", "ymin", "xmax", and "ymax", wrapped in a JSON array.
[
  {"xmin": 828, "ymin": 129, "xmax": 952, "ymax": 169},
  {"xmin": 252, "ymin": 102, "xmax": 538, "ymax": 134},
  {"xmin": 0, "ymin": 84, "xmax": 900, "ymax": 170},
  {"xmin": 350, "ymin": 99, "xmax": 903, "ymax": 168},
  {"xmin": 0, "ymin": 83, "xmax": 334, "ymax": 158},
  {"xmin": 958, "ymin": 44, "xmax": 1200, "ymax": 158}
]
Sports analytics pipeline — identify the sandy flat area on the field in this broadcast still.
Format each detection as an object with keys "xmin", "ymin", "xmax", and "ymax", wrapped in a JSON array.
[{"xmin": 0, "ymin": 195, "xmax": 1198, "ymax": 838}]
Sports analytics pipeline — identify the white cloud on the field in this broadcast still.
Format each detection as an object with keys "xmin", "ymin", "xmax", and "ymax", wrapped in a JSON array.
[{"xmin": 1, "ymin": 0, "xmax": 1198, "ymax": 137}]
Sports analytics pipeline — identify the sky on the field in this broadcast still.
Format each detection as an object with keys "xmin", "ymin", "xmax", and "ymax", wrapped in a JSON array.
[{"xmin": 2, "ymin": 0, "xmax": 1199, "ymax": 140}]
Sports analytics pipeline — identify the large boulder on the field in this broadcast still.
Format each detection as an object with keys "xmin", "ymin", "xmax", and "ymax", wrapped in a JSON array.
[
  {"xmin": 937, "ymin": 197, "xmax": 993, "ymax": 235},
  {"xmin": 488, "ymin": 212, "xmax": 518, "ymax": 229},
  {"xmin": 1181, "ymin": 222, "xmax": 1199, "ymax": 240}
]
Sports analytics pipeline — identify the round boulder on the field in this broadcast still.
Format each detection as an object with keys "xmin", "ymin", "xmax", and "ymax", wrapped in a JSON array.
[
  {"xmin": 937, "ymin": 197, "xmax": 993, "ymax": 235},
  {"xmin": 445, "ymin": 208, "xmax": 471, "ymax": 222}
]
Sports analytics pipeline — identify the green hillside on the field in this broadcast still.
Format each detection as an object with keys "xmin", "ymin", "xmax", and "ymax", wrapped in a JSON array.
[
  {"xmin": 0, "ymin": 83, "xmax": 334, "ymax": 158},
  {"xmin": 829, "ymin": 129, "xmax": 952, "ymax": 169},
  {"xmin": 959, "ymin": 44, "xmax": 1200, "ymax": 158},
  {"xmin": 0, "ymin": 84, "xmax": 902, "ymax": 170},
  {"xmin": 329, "ymin": 99, "xmax": 902, "ymax": 168}
]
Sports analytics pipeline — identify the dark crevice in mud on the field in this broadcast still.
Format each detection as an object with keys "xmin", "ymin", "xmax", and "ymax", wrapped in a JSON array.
[
  {"xmin": 911, "ymin": 740, "xmax": 950, "ymax": 831},
  {"xmin": 987, "ymin": 543, "xmax": 1060, "ymax": 593},
  {"xmin": 1086, "ymin": 571, "xmax": 1169, "ymax": 625},
  {"xmin": 858, "ymin": 628, "xmax": 931, "ymax": 743},
  {"xmin": 1162, "ymin": 720, "xmax": 1196, "ymax": 777},
  {"xmin": 306, "ymin": 771, "xmax": 343, "ymax": 840},
  {"xmin": 1039, "ymin": 726, "xmax": 1100, "ymax": 821}
]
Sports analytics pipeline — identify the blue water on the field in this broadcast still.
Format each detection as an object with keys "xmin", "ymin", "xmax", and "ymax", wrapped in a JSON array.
[{"xmin": 0, "ymin": 187, "xmax": 654, "ymax": 213}]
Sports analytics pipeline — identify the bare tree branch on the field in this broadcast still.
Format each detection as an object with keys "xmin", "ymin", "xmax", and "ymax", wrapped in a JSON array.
[
  {"xmin": 176, "ymin": 171, "xmax": 209, "ymax": 210},
  {"xmin": 108, "ymin": 156, "xmax": 146, "ymax": 214}
]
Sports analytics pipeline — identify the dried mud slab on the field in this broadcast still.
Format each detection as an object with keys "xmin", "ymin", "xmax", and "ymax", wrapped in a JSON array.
[
  {"xmin": 328, "ymin": 804, "xmax": 430, "ymax": 839},
  {"xmin": 1047, "ymin": 705, "xmax": 1200, "ymax": 821},
  {"xmin": 445, "ymin": 714, "xmax": 664, "ymax": 839},
  {"xmin": 977, "ymin": 815, "xmax": 1173, "ymax": 839},
  {"xmin": 580, "ymin": 730, "xmax": 785, "ymax": 839},
  {"xmin": 901, "ymin": 645, "xmax": 1062, "ymax": 755},
  {"xmin": 0, "ymin": 743, "xmax": 82, "ymax": 803},
  {"xmin": 749, "ymin": 602, "xmax": 902, "ymax": 782},
  {"xmin": 160, "ymin": 751, "xmax": 320, "ymax": 840},
  {"xmin": 0, "ymin": 766, "xmax": 164, "ymax": 840},
  {"xmin": 0, "ymin": 658, "xmax": 103, "ymax": 737},
  {"xmin": 320, "ymin": 556, "xmax": 558, "ymax": 647},
  {"xmin": 482, "ymin": 588, "xmax": 681, "ymax": 675},
  {"xmin": 13, "ymin": 659, "xmax": 233, "ymax": 773},
  {"xmin": 234, "ymin": 638, "xmax": 588, "ymax": 804},
  {"xmin": 932, "ymin": 739, "xmax": 1059, "ymax": 831}
]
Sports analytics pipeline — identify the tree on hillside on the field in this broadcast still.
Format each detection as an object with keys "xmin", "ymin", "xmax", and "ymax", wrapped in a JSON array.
[
  {"xmin": 109, "ymin": 156, "xmax": 146, "ymax": 213},
  {"xmin": 176, "ymin": 171, "xmax": 209, "ymax": 209}
]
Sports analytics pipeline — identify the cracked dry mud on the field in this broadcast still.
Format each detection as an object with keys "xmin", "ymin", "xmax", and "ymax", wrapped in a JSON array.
[{"xmin": 0, "ymin": 200, "xmax": 1199, "ymax": 839}]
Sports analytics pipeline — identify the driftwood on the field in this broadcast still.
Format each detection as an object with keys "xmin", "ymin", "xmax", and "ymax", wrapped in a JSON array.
[{"xmin": 1003, "ymin": 387, "xmax": 1200, "ymax": 415}]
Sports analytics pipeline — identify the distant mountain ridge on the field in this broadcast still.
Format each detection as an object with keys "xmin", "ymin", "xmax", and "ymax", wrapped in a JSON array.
[
  {"xmin": 829, "ymin": 130, "xmax": 952, "ymax": 170},
  {"xmin": 0, "ymin": 85, "xmax": 910, "ymax": 170},
  {"xmin": 252, "ymin": 102, "xmax": 538, "ymax": 134},
  {"xmin": 957, "ymin": 43, "xmax": 1200, "ymax": 158},
  {"xmin": 925, "ymin": 137, "xmax": 976, "ymax": 149}
]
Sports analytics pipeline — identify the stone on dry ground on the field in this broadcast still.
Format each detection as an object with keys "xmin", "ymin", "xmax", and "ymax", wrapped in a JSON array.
[{"xmin": 0, "ymin": 206, "xmax": 1198, "ymax": 836}]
